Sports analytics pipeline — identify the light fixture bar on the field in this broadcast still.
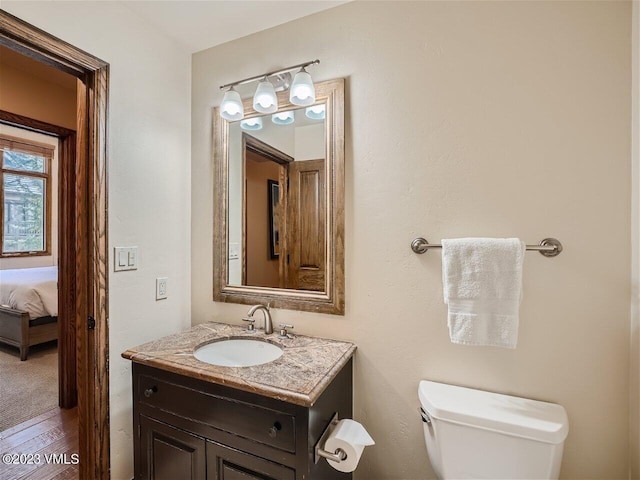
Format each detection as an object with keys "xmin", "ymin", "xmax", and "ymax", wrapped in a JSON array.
[{"xmin": 219, "ymin": 59, "xmax": 320, "ymax": 90}]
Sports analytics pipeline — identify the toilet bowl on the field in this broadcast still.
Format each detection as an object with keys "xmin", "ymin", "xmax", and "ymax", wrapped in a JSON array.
[{"xmin": 418, "ymin": 380, "xmax": 569, "ymax": 479}]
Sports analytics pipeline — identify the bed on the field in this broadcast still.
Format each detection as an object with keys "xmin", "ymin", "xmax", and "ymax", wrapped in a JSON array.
[{"xmin": 0, "ymin": 266, "xmax": 58, "ymax": 360}]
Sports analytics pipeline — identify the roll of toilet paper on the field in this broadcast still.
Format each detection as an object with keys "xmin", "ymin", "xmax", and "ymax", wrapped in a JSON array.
[{"xmin": 323, "ymin": 419, "xmax": 375, "ymax": 473}]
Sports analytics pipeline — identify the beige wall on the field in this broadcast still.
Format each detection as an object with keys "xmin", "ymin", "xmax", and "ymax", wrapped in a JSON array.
[
  {"xmin": 2, "ymin": 2, "xmax": 193, "ymax": 479},
  {"xmin": 192, "ymin": 2, "xmax": 632, "ymax": 478},
  {"xmin": 0, "ymin": 53, "xmax": 76, "ymax": 130}
]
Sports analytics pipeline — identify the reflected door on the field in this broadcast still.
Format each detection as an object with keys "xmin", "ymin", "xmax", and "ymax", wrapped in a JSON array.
[{"xmin": 285, "ymin": 159, "xmax": 325, "ymax": 291}]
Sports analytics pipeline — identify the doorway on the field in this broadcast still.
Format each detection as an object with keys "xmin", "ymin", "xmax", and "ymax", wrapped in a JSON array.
[
  {"xmin": 0, "ymin": 122, "xmax": 67, "ymax": 423},
  {"xmin": 0, "ymin": 10, "xmax": 109, "ymax": 479},
  {"xmin": 0, "ymin": 44, "xmax": 78, "ymax": 409},
  {"xmin": 243, "ymin": 133, "xmax": 290, "ymax": 289}
]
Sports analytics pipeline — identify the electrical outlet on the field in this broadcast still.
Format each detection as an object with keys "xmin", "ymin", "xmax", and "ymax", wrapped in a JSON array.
[{"xmin": 156, "ymin": 277, "xmax": 168, "ymax": 300}]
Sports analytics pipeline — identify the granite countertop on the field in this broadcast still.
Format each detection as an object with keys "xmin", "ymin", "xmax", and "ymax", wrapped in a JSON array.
[{"xmin": 121, "ymin": 322, "xmax": 356, "ymax": 407}]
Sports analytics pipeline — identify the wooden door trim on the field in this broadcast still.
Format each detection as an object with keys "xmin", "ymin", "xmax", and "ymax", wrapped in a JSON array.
[
  {"xmin": 0, "ymin": 110, "xmax": 78, "ymax": 409},
  {"xmin": 0, "ymin": 110, "xmax": 75, "ymax": 137},
  {"xmin": 0, "ymin": 9, "xmax": 110, "ymax": 479},
  {"xmin": 243, "ymin": 132, "xmax": 294, "ymax": 166}
]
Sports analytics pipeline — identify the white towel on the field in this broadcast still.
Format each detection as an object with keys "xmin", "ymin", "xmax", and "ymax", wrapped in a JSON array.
[{"xmin": 442, "ymin": 238, "xmax": 525, "ymax": 349}]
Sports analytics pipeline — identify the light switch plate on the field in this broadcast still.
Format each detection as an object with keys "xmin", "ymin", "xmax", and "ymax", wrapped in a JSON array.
[{"xmin": 114, "ymin": 246, "xmax": 138, "ymax": 271}]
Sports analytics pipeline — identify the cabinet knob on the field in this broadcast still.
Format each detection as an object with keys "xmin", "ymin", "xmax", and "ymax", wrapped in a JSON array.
[
  {"xmin": 268, "ymin": 421, "xmax": 282, "ymax": 438},
  {"xmin": 144, "ymin": 386, "xmax": 158, "ymax": 398}
]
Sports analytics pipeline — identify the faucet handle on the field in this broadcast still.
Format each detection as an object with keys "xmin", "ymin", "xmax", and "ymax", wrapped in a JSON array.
[
  {"xmin": 278, "ymin": 324, "xmax": 294, "ymax": 339},
  {"xmin": 242, "ymin": 317, "xmax": 256, "ymax": 332}
]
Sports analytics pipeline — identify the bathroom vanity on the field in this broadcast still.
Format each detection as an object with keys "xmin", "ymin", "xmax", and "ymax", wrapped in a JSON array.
[{"xmin": 122, "ymin": 322, "xmax": 356, "ymax": 480}]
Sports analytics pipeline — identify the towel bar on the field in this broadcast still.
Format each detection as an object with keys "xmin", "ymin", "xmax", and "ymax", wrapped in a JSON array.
[{"xmin": 410, "ymin": 237, "xmax": 562, "ymax": 257}]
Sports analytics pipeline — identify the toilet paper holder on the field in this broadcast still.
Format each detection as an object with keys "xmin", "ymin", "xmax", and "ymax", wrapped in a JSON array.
[{"xmin": 314, "ymin": 412, "xmax": 348, "ymax": 464}]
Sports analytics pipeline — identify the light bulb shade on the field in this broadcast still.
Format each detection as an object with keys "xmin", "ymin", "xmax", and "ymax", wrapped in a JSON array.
[
  {"xmin": 290, "ymin": 69, "xmax": 315, "ymax": 106},
  {"xmin": 220, "ymin": 88, "xmax": 244, "ymax": 121},
  {"xmin": 305, "ymin": 104, "xmax": 325, "ymax": 120},
  {"xmin": 253, "ymin": 80, "xmax": 278, "ymax": 113},
  {"xmin": 272, "ymin": 111, "xmax": 295, "ymax": 125},
  {"xmin": 240, "ymin": 117, "xmax": 263, "ymax": 131}
]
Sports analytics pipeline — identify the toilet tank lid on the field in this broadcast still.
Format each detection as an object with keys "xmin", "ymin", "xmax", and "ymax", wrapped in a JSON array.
[{"xmin": 418, "ymin": 381, "xmax": 569, "ymax": 444}]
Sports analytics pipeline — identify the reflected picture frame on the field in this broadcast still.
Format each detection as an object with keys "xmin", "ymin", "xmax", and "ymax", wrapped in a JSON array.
[{"xmin": 267, "ymin": 179, "xmax": 280, "ymax": 259}]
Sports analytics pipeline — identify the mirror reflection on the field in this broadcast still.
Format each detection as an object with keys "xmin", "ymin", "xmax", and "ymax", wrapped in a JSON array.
[{"xmin": 227, "ymin": 105, "xmax": 326, "ymax": 292}]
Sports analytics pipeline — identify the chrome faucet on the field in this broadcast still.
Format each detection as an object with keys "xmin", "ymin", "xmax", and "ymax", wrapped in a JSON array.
[{"xmin": 246, "ymin": 304, "xmax": 273, "ymax": 334}]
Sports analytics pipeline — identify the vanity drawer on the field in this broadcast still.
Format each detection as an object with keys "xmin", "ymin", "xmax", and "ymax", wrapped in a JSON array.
[{"xmin": 137, "ymin": 374, "xmax": 296, "ymax": 453}]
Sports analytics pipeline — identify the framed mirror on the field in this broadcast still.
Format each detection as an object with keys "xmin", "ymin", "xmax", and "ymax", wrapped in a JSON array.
[{"xmin": 213, "ymin": 78, "xmax": 344, "ymax": 314}]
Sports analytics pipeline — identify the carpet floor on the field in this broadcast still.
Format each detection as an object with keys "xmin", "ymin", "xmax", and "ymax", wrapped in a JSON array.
[{"xmin": 0, "ymin": 341, "xmax": 58, "ymax": 433}]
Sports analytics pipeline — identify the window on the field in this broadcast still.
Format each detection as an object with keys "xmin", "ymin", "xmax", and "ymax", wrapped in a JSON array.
[{"xmin": 0, "ymin": 135, "xmax": 52, "ymax": 256}]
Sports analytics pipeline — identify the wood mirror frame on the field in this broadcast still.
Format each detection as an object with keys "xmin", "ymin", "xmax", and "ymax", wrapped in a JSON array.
[{"xmin": 213, "ymin": 78, "xmax": 344, "ymax": 314}]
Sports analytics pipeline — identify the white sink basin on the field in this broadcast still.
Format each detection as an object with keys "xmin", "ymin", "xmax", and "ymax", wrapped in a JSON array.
[{"xmin": 193, "ymin": 338, "xmax": 283, "ymax": 367}]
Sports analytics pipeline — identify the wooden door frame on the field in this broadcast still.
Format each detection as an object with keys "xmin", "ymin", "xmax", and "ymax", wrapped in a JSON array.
[
  {"xmin": 0, "ymin": 110, "xmax": 77, "ymax": 409},
  {"xmin": 0, "ymin": 10, "xmax": 110, "ymax": 479}
]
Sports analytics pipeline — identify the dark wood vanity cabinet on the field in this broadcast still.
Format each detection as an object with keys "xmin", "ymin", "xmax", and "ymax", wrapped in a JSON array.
[
  {"xmin": 139, "ymin": 415, "xmax": 206, "ymax": 479},
  {"xmin": 132, "ymin": 360, "xmax": 353, "ymax": 480},
  {"xmin": 207, "ymin": 441, "xmax": 295, "ymax": 480}
]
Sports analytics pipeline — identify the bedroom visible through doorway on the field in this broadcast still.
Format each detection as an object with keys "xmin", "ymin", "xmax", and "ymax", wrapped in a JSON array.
[
  {"xmin": 0, "ymin": 125, "xmax": 61, "ymax": 431},
  {"xmin": 0, "ymin": 41, "xmax": 79, "ymax": 478}
]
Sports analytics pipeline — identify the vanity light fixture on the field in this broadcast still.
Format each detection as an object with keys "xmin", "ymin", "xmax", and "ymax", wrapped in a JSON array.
[
  {"xmin": 219, "ymin": 59, "xmax": 319, "ymax": 119},
  {"xmin": 220, "ymin": 86, "xmax": 244, "ymax": 121},
  {"xmin": 253, "ymin": 77, "xmax": 278, "ymax": 114},
  {"xmin": 272, "ymin": 111, "xmax": 295, "ymax": 125},
  {"xmin": 305, "ymin": 104, "xmax": 325, "ymax": 120},
  {"xmin": 290, "ymin": 67, "xmax": 315, "ymax": 106},
  {"xmin": 240, "ymin": 117, "xmax": 263, "ymax": 131}
]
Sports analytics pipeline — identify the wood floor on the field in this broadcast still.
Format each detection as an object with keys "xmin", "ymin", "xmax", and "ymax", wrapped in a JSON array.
[{"xmin": 0, "ymin": 407, "xmax": 78, "ymax": 480}]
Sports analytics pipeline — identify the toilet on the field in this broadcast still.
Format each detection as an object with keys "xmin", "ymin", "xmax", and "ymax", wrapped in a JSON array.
[{"xmin": 418, "ymin": 380, "xmax": 569, "ymax": 479}]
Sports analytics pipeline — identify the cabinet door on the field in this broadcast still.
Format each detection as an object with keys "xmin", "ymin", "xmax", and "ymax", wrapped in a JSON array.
[
  {"xmin": 140, "ymin": 415, "xmax": 206, "ymax": 480},
  {"xmin": 207, "ymin": 441, "xmax": 295, "ymax": 480}
]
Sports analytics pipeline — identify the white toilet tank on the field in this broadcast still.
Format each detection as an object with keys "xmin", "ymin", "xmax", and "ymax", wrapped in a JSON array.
[{"xmin": 418, "ymin": 380, "xmax": 569, "ymax": 479}]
